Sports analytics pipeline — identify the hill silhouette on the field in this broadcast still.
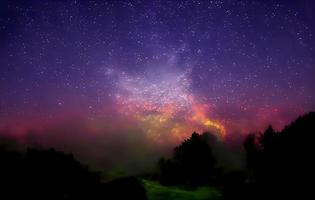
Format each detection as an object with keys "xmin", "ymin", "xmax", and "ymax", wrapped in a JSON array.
[{"xmin": 0, "ymin": 147, "xmax": 148, "ymax": 200}]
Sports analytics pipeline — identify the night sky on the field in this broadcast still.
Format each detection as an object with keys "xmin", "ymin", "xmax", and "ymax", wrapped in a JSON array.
[{"xmin": 1, "ymin": 0, "xmax": 315, "ymax": 146}]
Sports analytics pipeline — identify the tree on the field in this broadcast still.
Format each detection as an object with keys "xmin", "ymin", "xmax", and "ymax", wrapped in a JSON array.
[
  {"xmin": 243, "ymin": 112, "xmax": 315, "ymax": 200},
  {"xmin": 159, "ymin": 132, "xmax": 216, "ymax": 187},
  {"xmin": 259, "ymin": 125, "xmax": 277, "ymax": 151}
]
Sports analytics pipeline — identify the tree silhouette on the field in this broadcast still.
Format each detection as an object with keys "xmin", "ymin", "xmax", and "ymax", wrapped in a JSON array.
[
  {"xmin": 259, "ymin": 125, "xmax": 277, "ymax": 150},
  {"xmin": 242, "ymin": 112, "xmax": 315, "ymax": 200},
  {"xmin": 0, "ymin": 147, "xmax": 148, "ymax": 200},
  {"xmin": 159, "ymin": 132, "xmax": 217, "ymax": 187}
]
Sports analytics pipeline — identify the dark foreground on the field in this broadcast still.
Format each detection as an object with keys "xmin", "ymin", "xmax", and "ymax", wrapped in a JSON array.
[{"xmin": 1, "ymin": 112, "xmax": 315, "ymax": 200}]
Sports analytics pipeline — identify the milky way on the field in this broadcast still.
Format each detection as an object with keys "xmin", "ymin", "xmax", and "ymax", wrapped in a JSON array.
[
  {"xmin": 108, "ymin": 66, "xmax": 225, "ymax": 141},
  {"xmin": 0, "ymin": 0, "xmax": 315, "ymax": 143}
]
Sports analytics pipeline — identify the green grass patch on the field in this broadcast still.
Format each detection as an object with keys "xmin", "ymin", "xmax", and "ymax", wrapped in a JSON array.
[{"xmin": 142, "ymin": 179, "xmax": 221, "ymax": 200}]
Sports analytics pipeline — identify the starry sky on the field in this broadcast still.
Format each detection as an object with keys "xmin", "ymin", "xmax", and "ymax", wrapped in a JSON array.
[{"xmin": 1, "ymin": 0, "xmax": 315, "ymax": 145}]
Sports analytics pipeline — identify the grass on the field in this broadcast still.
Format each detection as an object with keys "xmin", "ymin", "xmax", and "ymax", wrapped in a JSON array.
[{"xmin": 142, "ymin": 179, "xmax": 221, "ymax": 200}]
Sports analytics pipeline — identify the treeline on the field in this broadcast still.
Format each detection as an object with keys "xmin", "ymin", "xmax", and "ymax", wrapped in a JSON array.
[
  {"xmin": 158, "ymin": 112, "xmax": 315, "ymax": 200},
  {"xmin": 1, "ymin": 112, "xmax": 314, "ymax": 200},
  {"xmin": 0, "ymin": 148, "xmax": 147, "ymax": 200}
]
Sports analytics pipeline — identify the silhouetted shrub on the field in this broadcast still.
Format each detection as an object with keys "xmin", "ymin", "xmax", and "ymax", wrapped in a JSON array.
[
  {"xmin": 221, "ymin": 171, "xmax": 249, "ymax": 200},
  {"xmin": 100, "ymin": 176, "xmax": 148, "ymax": 200}
]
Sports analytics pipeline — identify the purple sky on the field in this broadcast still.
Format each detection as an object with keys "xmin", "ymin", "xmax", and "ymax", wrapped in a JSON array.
[{"xmin": 0, "ymin": 0, "xmax": 314, "ymax": 144}]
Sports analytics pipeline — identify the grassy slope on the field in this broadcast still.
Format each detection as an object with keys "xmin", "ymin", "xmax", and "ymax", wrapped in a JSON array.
[{"xmin": 142, "ymin": 180, "xmax": 221, "ymax": 200}]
